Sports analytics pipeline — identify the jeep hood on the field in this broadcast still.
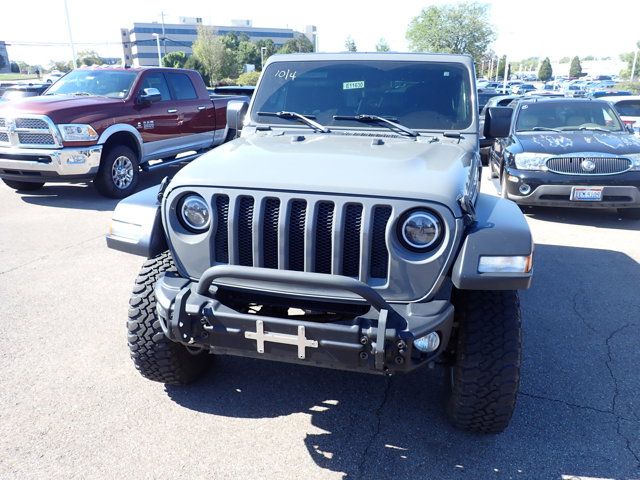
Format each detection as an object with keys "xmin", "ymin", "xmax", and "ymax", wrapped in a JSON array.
[{"xmin": 170, "ymin": 133, "xmax": 474, "ymax": 215}]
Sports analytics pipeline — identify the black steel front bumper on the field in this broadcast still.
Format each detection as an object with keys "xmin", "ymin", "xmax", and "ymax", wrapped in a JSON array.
[
  {"xmin": 154, "ymin": 265, "xmax": 454, "ymax": 375},
  {"xmin": 503, "ymin": 168, "xmax": 640, "ymax": 208}
]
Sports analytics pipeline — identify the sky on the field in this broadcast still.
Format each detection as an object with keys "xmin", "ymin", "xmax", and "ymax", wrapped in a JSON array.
[{"xmin": 1, "ymin": 0, "xmax": 639, "ymax": 67}]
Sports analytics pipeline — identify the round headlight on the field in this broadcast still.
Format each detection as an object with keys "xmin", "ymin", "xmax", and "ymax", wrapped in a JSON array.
[
  {"xmin": 179, "ymin": 194, "xmax": 211, "ymax": 232},
  {"xmin": 399, "ymin": 210, "xmax": 442, "ymax": 251}
]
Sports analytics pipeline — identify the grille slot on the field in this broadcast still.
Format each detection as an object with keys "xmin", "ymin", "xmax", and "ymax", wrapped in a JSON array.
[
  {"xmin": 237, "ymin": 197, "xmax": 254, "ymax": 267},
  {"xmin": 370, "ymin": 206, "xmax": 392, "ymax": 279},
  {"xmin": 214, "ymin": 195, "xmax": 230, "ymax": 263},
  {"xmin": 15, "ymin": 118, "xmax": 48, "ymax": 129},
  {"xmin": 262, "ymin": 198, "xmax": 280, "ymax": 269},
  {"xmin": 314, "ymin": 202, "xmax": 335, "ymax": 274},
  {"xmin": 0, "ymin": 119, "xmax": 5, "ymax": 128},
  {"xmin": 546, "ymin": 157, "xmax": 631, "ymax": 175},
  {"xmin": 288, "ymin": 200, "xmax": 307, "ymax": 272},
  {"xmin": 0, "ymin": 133, "xmax": 8, "ymax": 143},
  {"xmin": 17, "ymin": 133, "xmax": 55, "ymax": 145},
  {"xmin": 342, "ymin": 204, "xmax": 363, "ymax": 277}
]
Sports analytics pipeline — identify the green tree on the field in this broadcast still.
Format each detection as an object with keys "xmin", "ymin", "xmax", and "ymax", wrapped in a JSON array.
[
  {"xmin": 184, "ymin": 55, "xmax": 209, "ymax": 85},
  {"xmin": 278, "ymin": 36, "xmax": 314, "ymax": 54},
  {"xmin": 344, "ymin": 36, "xmax": 357, "ymax": 52},
  {"xmin": 162, "ymin": 51, "xmax": 188, "ymax": 68},
  {"xmin": 406, "ymin": 2, "xmax": 495, "ymax": 64},
  {"xmin": 582, "ymin": 55, "xmax": 595, "ymax": 61},
  {"xmin": 569, "ymin": 56, "xmax": 582, "ymax": 78},
  {"xmin": 49, "ymin": 60, "xmax": 73, "ymax": 72},
  {"xmin": 76, "ymin": 50, "xmax": 104, "ymax": 67},
  {"xmin": 255, "ymin": 39, "xmax": 277, "ymax": 70},
  {"xmin": 538, "ymin": 57, "xmax": 553, "ymax": 82},
  {"xmin": 0, "ymin": 55, "xmax": 6, "ymax": 70},
  {"xmin": 10, "ymin": 61, "xmax": 20, "ymax": 73},
  {"xmin": 192, "ymin": 26, "xmax": 240, "ymax": 84},
  {"xmin": 496, "ymin": 55, "xmax": 509, "ymax": 79},
  {"xmin": 375, "ymin": 38, "xmax": 390, "ymax": 52},
  {"xmin": 236, "ymin": 41, "xmax": 260, "ymax": 68},
  {"xmin": 237, "ymin": 70, "xmax": 261, "ymax": 86},
  {"xmin": 559, "ymin": 57, "xmax": 570, "ymax": 64},
  {"xmin": 620, "ymin": 41, "xmax": 640, "ymax": 79}
]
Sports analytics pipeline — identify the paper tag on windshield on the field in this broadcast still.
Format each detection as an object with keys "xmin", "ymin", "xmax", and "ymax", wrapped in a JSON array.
[{"xmin": 343, "ymin": 81, "xmax": 365, "ymax": 90}]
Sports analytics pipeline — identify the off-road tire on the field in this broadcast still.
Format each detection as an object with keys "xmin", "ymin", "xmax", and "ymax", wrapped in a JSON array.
[
  {"xmin": 2, "ymin": 179, "xmax": 45, "ymax": 191},
  {"xmin": 618, "ymin": 208, "xmax": 640, "ymax": 220},
  {"xmin": 447, "ymin": 289, "xmax": 522, "ymax": 434},
  {"xmin": 94, "ymin": 145, "xmax": 140, "ymax": 199},
  {"xmin": 128, "ymin": 251, "xmax": 212, "ymax": 384}
]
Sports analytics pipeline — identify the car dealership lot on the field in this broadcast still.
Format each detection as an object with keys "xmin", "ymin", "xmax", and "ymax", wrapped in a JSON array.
[{"xmin": 0, "ymin": 171, "xmax": 639, "ymax": 480}]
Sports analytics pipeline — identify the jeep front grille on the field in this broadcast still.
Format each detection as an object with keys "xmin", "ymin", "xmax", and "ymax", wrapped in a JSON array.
[
  {"xmin": 212, "ymin": 194, "xmax": 392, "ymax": 281},
  {"xmin": 546, "ymin": 156, "xmax": 631, "ymax": 175},
  {"xmin": 0, "ymin": 115, "xmax": 59, "ymax": 148}
]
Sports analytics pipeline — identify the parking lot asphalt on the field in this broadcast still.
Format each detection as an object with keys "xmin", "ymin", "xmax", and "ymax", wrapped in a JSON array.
[{"xmin": 0, "ymin": 169, "xmax": 639, "ymax": 480}]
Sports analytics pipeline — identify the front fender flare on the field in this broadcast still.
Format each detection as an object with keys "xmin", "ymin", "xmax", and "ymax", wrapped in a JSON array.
[
  {"xmin": 451, "ymin": 193, "xmax": 533, "ymax": 290},
  {"xmin": 106, "ymin": 185, "xmax": 167, "ymax": 258}
]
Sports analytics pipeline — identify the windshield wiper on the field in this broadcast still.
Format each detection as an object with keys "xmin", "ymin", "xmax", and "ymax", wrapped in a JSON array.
[
  {"xmin": 519, "ymin": 127, "xmax": 563, "ymax": 133},
  {"xmin": 575, "ymin": 126, "xmax": 610, "ymax": 132},
  {"xmin": 257, "ymin": 111, "xmax": 330, "ymax": 133},
  {"xmin": 333, "ymin": 114, "xmax": 419, "ymax": 137}
]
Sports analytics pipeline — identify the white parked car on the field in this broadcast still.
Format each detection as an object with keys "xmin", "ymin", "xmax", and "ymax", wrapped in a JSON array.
[
  {"xmin": 607, "ymin": 95, "xmax": 640, "ymax": 136},
  {"xmin": 43, "ymin": 71, "xmax": 65, "ymax": 84}
]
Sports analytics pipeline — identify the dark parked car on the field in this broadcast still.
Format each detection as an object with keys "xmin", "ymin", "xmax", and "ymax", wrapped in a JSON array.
[
  {"xmin": 487, "ymin": 98, "xmax": 640, "ymax": 218},
  {"xmin": 0, "ymin": 83, "xmax": 50, "ymax": 102}
]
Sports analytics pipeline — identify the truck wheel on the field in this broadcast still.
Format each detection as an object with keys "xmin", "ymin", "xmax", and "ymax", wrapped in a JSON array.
[
  {"xmin": 618, "ymin": 208, "xmax": 640, "ymax": 220},
  {"xmin": 128, "ymin": 251, "xmax": 212, "ymax": 384},
  {"xmin": 94, "ymin": 145, "xmax": 140, "ymax": 198},
  {"xmin": 447, "ymin": 289, "xmax": 522, "ymax": 434},
  {"xmin": 2, "ymin": 179, "xmax": 45, "ymax": 191}
]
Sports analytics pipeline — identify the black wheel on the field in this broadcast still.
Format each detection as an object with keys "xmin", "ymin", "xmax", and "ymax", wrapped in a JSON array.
[
  {"xmin": 128, "ymin": 251, "xmax": 212, "ymax": 384},
  {"xmin": 447, "ymin": 290, "xmax": 522, "ymax": 434},
  {"xmin": 618, "ymin": 208, "xmax": 640, "ymax": 220},
  {"xmin": 93, "ymin": 145, "xmax": 140, "ymax": 198},
  {"xmin": 2, "ymin": 179, "xmax": 45, "ymax": 191}
]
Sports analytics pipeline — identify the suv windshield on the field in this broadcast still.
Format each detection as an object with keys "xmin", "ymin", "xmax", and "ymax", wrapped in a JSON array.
[
  {"xmin": 251, "ymin": 60, "xmax": 473, "ymax": 131},
  {"xmin": 45, "ymin": 70, "xmax": 137, "ymax": 99},
  {"xmin": 515, "ymin": 101, "xmax": 624, "ymax": 132}
]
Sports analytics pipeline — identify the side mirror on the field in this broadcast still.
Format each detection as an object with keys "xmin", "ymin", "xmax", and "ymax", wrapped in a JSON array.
[
  {"xmin": 226, "ymin": 100, "xmax": 249, "ymax": 137},
  {"xmin": 484, "ymin": 107, "xmax": 513, "ymax": 139},
  {"xmin": 625, "ymin": 123, "xmax": 636, "ymax": 134},
  {"xmin": 138, "ymin": 87, "xmax": 162, "ymax": 105}
]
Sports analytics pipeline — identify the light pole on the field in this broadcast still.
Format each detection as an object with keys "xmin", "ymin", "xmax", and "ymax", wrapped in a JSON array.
[
  {"xmin": 152, "ymin": 33, "xmax": 162, "ymax": 67},
  {"xmin": 260, "ymin": 46, "xmax": 267, "ymax": 70},
  {"xmin": 631, "ymin": 47, "xmax": 639, "ymax": 83},
  {"xmin": 63, "ymin": 0, "xmax": 77, "ymax": 69}
]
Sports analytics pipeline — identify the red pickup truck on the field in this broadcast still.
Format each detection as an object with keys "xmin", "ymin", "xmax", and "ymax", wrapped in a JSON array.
[{"xmin": 0, "ymin": 67, "xmax": 246, "ymax": 198}]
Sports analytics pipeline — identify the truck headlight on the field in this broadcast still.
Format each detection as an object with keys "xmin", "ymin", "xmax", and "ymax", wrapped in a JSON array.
[
  {"xmin": 58, "ymin": 124, "xmax": 98, "ymax": 142},
  {"xmin": 513, "ymin": 152, "xmax": 550, "ymax": 171},
  {"xmin": 179, "ymin": 194, "xmax": 211, "ymax": 233},
  {"xmin": 398, "ymin": 209, "xmax": 443, "ymax": 252}
]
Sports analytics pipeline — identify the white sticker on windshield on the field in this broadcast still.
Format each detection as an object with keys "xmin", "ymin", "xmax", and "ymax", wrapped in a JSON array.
[
  {"xmin": 443, "ymin": 71, "xmax": 450, "ymax": 77},
  {"xmin": 343, "ymin": 81, "xmax": 365, "ymax": 90}
]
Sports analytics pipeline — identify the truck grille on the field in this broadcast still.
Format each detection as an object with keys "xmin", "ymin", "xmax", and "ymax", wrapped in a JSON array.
[
  {"xmin": 546, "ymin": 156, "xmax": 632, "ymax": 175},
  {"xmin": 0, "ymin": 115, "xmax": 59, "ymax": 148},
  {"xmin": 212, "ymin": 194, "xmax": 392, "ymax": 281}
]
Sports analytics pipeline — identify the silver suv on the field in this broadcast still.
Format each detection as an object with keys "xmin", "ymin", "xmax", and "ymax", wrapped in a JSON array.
[{"xmin": 107, "ymin": 53, "xmax": 533, "ymax": 433}]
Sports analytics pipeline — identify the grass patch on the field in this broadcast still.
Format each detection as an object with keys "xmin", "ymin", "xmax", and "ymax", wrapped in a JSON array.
[{"xmin": 0, "ymin": 73, "xmax": 40, "ymax": 82}]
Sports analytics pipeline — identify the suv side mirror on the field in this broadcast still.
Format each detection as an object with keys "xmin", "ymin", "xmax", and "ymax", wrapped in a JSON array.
[
  {"xmin": 625, "ymin": 123, "xmax": 636, "ymax": 134},
  {"xmin": 484, "ymin": 107, "xmax": 513, "ymax": 139},
  {"xmin": 138, "ymin": 87, "xmax": 162, "ymax": 105},
  {"xmin": 226, "ymin": 100, "xmax": 249, "ymax": 137}
]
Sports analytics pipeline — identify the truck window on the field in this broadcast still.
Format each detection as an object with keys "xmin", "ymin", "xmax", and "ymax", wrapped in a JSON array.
[
  {"xmin": 167, "ymin": 73, "xmax": 197, "ymax": 100},
  {"xmin": 139, "ymin": 73, "xmax": 171, "ymax": 101}
]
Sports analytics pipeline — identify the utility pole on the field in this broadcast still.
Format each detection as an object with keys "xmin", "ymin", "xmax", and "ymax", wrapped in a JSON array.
[
  {"xmin": 63, "ymin": 0, "xmax": 77, "ymax": 69},
  {"xmin": 502, "ymin": 54, "xmax": 509, "ymax": 91},
  {"xmin": 488, "ymin": 57, "xmax": 494, "ymax": 80},
  {"xmin": 631, "ymin": 47, "xmax": 639, "ymax": 83},
  {"xmin": 161, "ymin": 11, "xmax": 166, "ymax": 56},
  {"xmin": 152, "ymin": 33, "xmax": 162, "ymax": 67}
]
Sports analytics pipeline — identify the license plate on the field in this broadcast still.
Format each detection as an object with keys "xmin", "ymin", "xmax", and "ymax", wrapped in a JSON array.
[{"xmin": 570, "ymin": 187, "xmax": 603, "ymax": 201}]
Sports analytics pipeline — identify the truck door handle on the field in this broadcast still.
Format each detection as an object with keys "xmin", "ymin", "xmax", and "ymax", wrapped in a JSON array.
[
  {"xmin": 197, "ymin": 106, "xmax": 207, "ymax": 111},
  {"xmin": 167, "ymin": 109, "xmax": 178, "ymax": 113}
]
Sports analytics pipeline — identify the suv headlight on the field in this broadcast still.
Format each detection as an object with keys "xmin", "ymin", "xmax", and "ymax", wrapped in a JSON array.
[
  {"xmin": 178, "ymin": 194, "xmax": 211, "ymax": 233},
  {"xmin": 397, "ymin": 209, "xmax": 443, "ymax": 252},
  {"xmin": 58, "ymin": 124, "xmax": 98, "ymax": 142},
  {"xmin": 627, "ymin": 153, "xmax": 640, "ymax": 170},
  {"xmin": 513, "ymin": 152, "xmax": 550, "ymax": 171}
]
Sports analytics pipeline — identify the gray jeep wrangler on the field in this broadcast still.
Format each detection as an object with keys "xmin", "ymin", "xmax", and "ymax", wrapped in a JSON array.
[{"xmin": 107, "ymin": 53, "xmax": 533, "ymax": 433}]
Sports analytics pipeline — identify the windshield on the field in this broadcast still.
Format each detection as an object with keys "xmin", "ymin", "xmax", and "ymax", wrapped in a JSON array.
[
  {"xmin": 614, "ymin": 100, "xmax": 640, "ymax": 117},
  {"xmin": 515, "ymin": 101, "xmax": 624, "ymax": 132},
  {"xmin": 251, "ymin": 60, "xmax": 473, "ymax": 131},
  {"xmin": 45, "ymin": 70, "xmax": 137, "ymax": 99}
]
